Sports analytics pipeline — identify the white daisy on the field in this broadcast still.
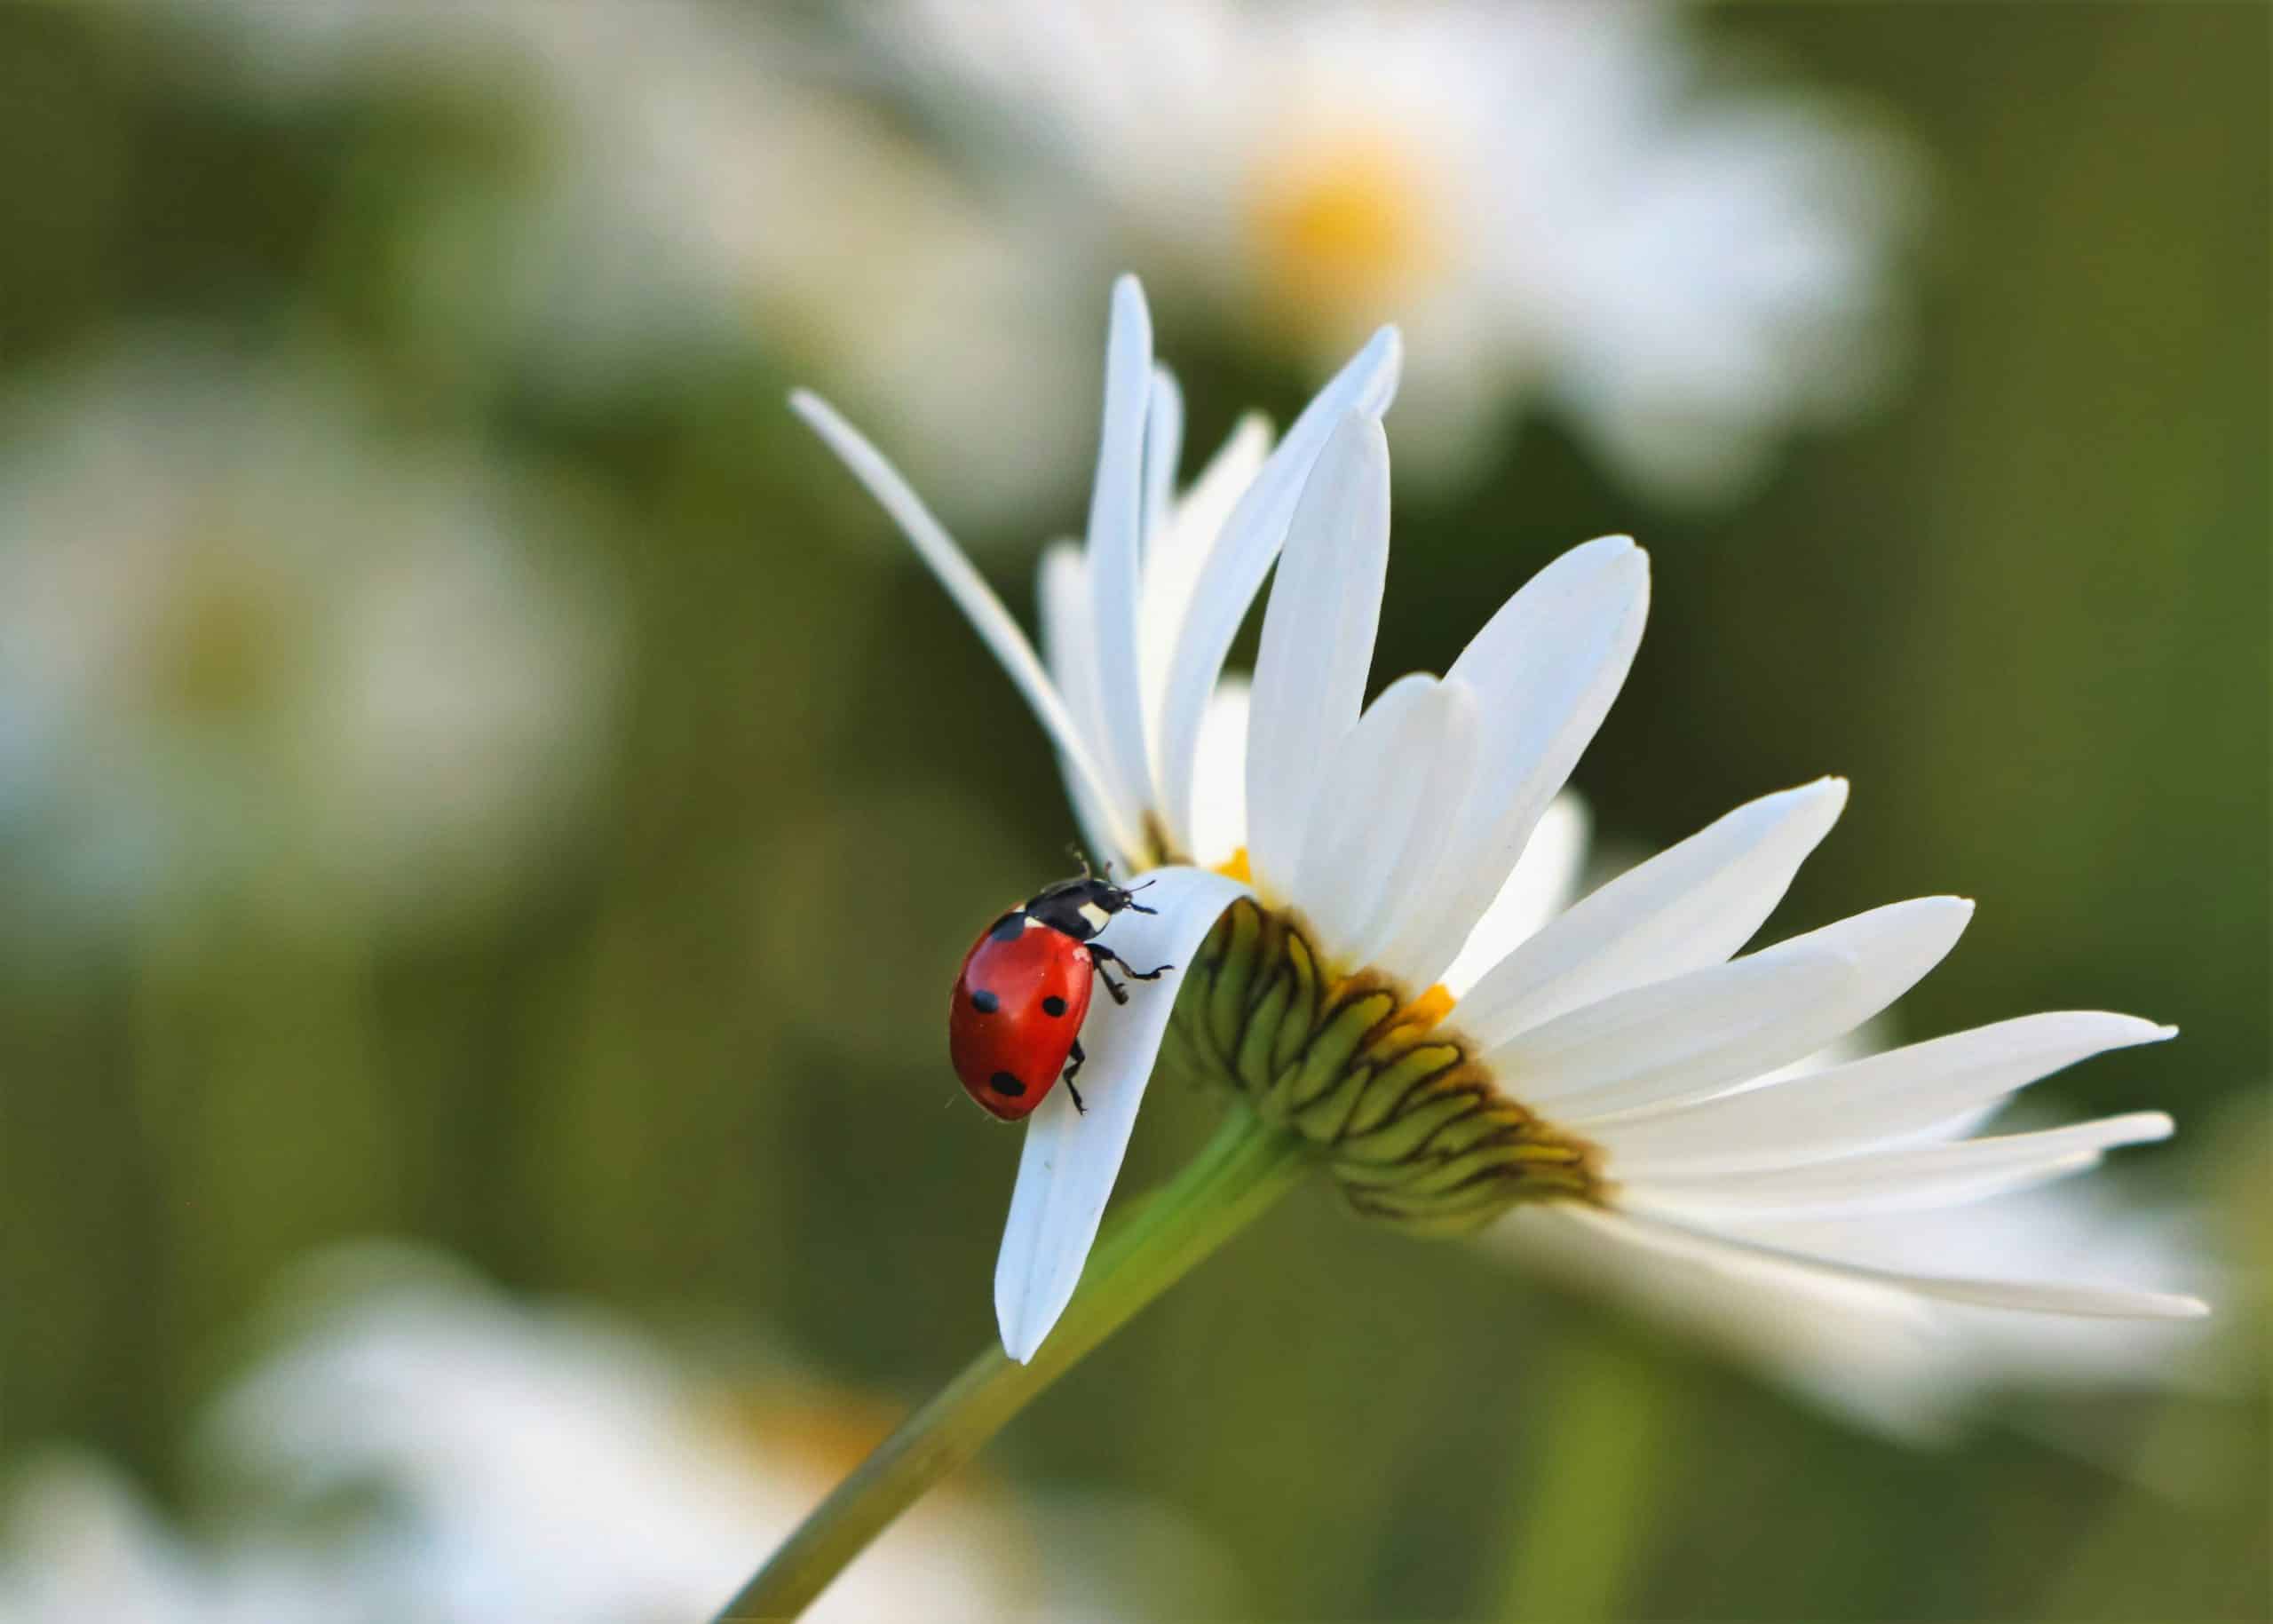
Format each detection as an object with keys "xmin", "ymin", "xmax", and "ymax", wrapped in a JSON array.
[
  {"xmin": 147, "ymin": 0, "xmax": 1093, "ymax": 528},
  {"xmin": 0, "ymin": 341, "xmax": 616, "ymax": 935},
  {"xmin": 794, "ymin": 276, "xmax": 2203, "ymax": 1369},
  {"xmin": 857, "ymin": 0, "xmax": 1922, "ymax": 500}
]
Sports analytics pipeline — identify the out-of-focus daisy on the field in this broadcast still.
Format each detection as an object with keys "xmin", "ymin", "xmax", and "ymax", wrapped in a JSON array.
[
  {"xmin": 189, "ymin": 1245, "xmax": 1225, "ymax": 1621},
  {"xmin": 0, "ymin": 342, "xmax": 616, "ymax": 936},
  {"xmin": 145, "ymin": 0, "xmax": 1092, "ymax": 527},
  {"xmin": 795, "ymin": 275, "xmax": 2202, "ymax": 1374},
  {"xmin": 859, "ymin": 0, "xmax": 1921, "ymax": 500}
]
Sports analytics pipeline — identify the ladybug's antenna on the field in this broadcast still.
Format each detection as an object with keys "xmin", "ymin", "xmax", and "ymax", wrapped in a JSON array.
[{"xmin": 1124, "ymin": 876, "xmax": 1158, "ymax": 915}]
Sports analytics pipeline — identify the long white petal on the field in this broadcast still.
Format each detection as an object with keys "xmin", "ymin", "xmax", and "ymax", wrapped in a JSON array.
[
  {"xmin": 994, "ymin": 866, "xmax": 1247, "ymax": 1363},
  {"xmin": 789, "ymin": 390, "xmax": 1135, "ymax": 854},
  {"xmin": 1085, "ymin": 276, "xmax": 1158, "ymax": 826},
  {"xmin": 1490, "ymin": 897, "xmax": 1973, "ymax": 1122},
  {"xmin": 1139, "ymin": 412, "xmax": 1271, "ymax": 768},
  {"xmin": 1390, "ymin": 537, "xmax": 1650, "ymax": 990},
  {"xmin": 1142, "ymin": 364, "xmax": 1184, "ymax": 558},
  {"xmin": 1457, "ymin": 778, "xmax": 1849, "ymax": 1043},
  {"xmin": 1595, "ymin": 1013, "xmax": 2176, "ymax": 1176},
  {"xmin": 1430, "ymin": 792, "xmax": 1590, "ymax": 998},
  {"xmin": 1038, "ymin": 542, "xmax": 1124, "ymax": 869},
  {"xmin": 1186, "ymin": 679, "xmax": 1251, "ymax": 869},
  {"xmin": 1620, "ymin": 1113, "xmax": 2175, "ymax": 1222},
  {"xmin": 1563, "ymin": 1203, "xmax": 2209, "ymax": 1319},
  {"xmin": 1154, "ymin": 328, "xmax": 1402, "ymax": 850},
  {"xmin": 1245, "ymin": 412, "xmax": 1390, "ymax": 899}
]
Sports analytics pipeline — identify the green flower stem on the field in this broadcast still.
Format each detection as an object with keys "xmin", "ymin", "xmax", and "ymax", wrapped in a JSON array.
[{"xmin": 713, "ymin": 1104, "xmax": 1309, "ymax": 1622}]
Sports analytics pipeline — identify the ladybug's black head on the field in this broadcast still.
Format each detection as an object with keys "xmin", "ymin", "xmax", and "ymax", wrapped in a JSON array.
[{"xmin": 1025, "ymin": 871, "xmax": 1156, "ymax": 942}]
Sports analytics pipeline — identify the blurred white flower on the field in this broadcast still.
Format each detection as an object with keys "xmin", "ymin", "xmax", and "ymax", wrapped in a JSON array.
[
  {"xmin": 0, "ymin": 341, "xmax": 617, "ymax": 935},
  {"xmin": 864, "ymin": 0, "xmax": 1923, "ymax": 500},
  {"xmin": 0, "ymin": 1247, "xmax": 1235, "ymax": 1622},
  {"xmin": 147, "ymin": 0, "xmax": 1093, "ymax": 527}
]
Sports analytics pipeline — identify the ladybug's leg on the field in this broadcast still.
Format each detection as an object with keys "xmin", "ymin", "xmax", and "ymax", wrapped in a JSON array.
[
  {"xmin": 1063, "ymin": 1039, "xmax": 1087, "ymax": 1114},
  {"xmin": 1090, "ymin": 941, "xmax": 1173, "ymax": 986},
  {"xmin": 1089, "ymin": 953, "xmax": 1130, "ymax": 1006}
]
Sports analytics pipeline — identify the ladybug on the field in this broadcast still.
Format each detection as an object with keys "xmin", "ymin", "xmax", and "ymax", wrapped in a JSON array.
[{"xmin": 949, "ymin": 867, "xmax": 1173, "ymax": 1121}]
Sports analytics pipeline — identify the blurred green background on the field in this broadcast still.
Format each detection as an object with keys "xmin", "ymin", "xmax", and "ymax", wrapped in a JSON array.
[{"xmin": 0, "ymin": 2, "xmax": 2264, "ymax": 1620}]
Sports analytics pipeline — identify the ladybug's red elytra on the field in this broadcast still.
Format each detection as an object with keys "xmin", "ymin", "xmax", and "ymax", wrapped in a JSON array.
[{"xmin": 949, "ymin": 868, "xmax": 1172, "ymax": 1121}]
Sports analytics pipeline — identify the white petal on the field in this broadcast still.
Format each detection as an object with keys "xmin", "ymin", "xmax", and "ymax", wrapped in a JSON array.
[
  {"xmin": 1457, "ymin": 778, "xmax": 1849, "ymax": 1043},
  {"xmin": 1154, "ymin": 328, "xmax": 1401, "ymax": 852},
  {"xmin": 1563, "ymin": 1203, "xmax": 2209, "ymax": 1319},
  {"xmin": 994, "ymin": 866, "xmax": 1247, "ymax": 1363},
  {"xmin": 1138, "ymin": 412, "xmax": 1271, "ymax": 760},
  {"xmin": 1037, "ymin": 542, "xmax": 1125, "ymax": 869},
  {"xmin": 1186, "ymin": 679, "xmax": 1250, "ymax": 869},
  {"xmin": 1390, "ymin": 537, "xmax": 1651, "ymax": 990},
  {"xmin": 1084, "ymin": 275, "xmax": 1158, "ymax": 828},
  {"xmin": 1292, "ymin": 677, "xmax": 1478, "ymax": 970},
  {"xmin": 1595, "ymin": 1013, "xmax": 2176, "ymax": 1176},
  {"xmin": 1432, "ymin": 791, "xmax": 1590, "ymax": 998},
  {"xmin": 1619, "ymin": 1112, "xmax": 2175, "ymax": 1222},
  {"xmin": 789, "ymin": 390, "xmax": 1135, "ymax": 855},
  {"xmin": 1245, "ymin": 412, "xmax": 1391, "ymax": 899},
  {"xmin": 1489, "ymin": 897, "xmax": 1973, "ymax": 1122},
  {"xmin": 1142, "ymin": 365, "xmax": 1184, "ymax": 558}
]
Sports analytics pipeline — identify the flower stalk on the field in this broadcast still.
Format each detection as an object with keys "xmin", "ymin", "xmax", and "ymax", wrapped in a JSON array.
[{"xmin": 712, "ymin": 1103, "xmax": 1309, "ymax": 1622}]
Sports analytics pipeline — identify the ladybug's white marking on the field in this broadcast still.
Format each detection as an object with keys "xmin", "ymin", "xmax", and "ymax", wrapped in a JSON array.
[{"xmin": 1077, "ymin": 901, "xmax": 1112, "ymax": 934}]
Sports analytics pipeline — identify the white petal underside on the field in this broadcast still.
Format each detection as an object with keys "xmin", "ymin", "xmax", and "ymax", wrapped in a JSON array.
[
  {"xmin": 1084, "ymin": 276, "xmax": 1158, "ymax": 828},
  {"xmin": 788, "ymin": 389, "xmax": 1134, "ymax": 856},
  {"xmin": 1037, "ymin": 542, "xmax": 1124, "ymax": 869},
  {"xmin": 994, "ymin": 866, "xmax": 1247, "ymax": 1363},
  {"xmin": 1488, "ymin": 897, "xmax": 1974, "ymax": 1123},
  {"xmin": 1389, "ymin": 536, "xmax": 1650, "ymax": 991},
  {"xmin": 1618, "ymin": 1112, "xmax": 2175, "ymax": 1222},
  {"xmin": 1292, "ymin": 676, "xmax": 1477, "ymax": 968},
  {"xmin": 1595, "ymin": 1012, "xmax": 2176, "ymax": 1176},
  {"xmin": 1436, "ymin": 791, "xmax": 1591, "ymax": 999},
  {"xmin": 1456, "ymin": 778, "xmax": 1849, "ymax": 1045},
  {"xmin": 1153, "ymin": 329, "xmax": 1401, "ymax": 853},
  {"xmin": 1245, "ymin": 412, "xmax": 1391, "ymax": 900},
  {"xmin": 1141, "ymin": 364, "xmax": 1183, "ymax": 560},
  {"xmin": 1563, "ymin": 1203, "xmax": 2208, "ymax": 1319}
]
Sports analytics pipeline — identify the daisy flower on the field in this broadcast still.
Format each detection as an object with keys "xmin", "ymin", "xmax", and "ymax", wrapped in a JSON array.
[
  {"xmin": 794, "ymin": 276, "xmax": 2204, "ymax": 1370},
  {"xmin": 0, "ymin": 341, "xmax": 616, "ymax": 936},
  {"xmin": 146, "ymin": 0, "xmax": 1093, "ymax": 528},
  {"xmin": 856, "ymin": 0, "xmax": 1922, "ymax": 500}
]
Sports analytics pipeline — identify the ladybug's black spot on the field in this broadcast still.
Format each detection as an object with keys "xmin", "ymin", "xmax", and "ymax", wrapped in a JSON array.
[
  {"xmin": 969, "ymin": 989, "xmax": 1001, "ymax": 1014},
  {"xmin": 988, "ymin": 912, "xmax": 1026, "ymax": 943},
  {"xmin": 989, "ymin": 1071, "xmax": 1027, "ymax": 1097},
  {"xmin": 1041, "ymin": 995, "xmax": 1068, "ymax": 1018}
]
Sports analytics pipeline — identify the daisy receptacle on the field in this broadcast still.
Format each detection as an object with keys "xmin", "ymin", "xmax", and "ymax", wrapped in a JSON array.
[{"xmin": 715, "ymin": 276, "xmax": 2205, "ymax": 1622}]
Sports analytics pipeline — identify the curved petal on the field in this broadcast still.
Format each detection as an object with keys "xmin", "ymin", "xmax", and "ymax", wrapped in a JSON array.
[
  {"xmin": 1038, "ymin": 541, "xmax": 1126, "ymax": 870},
  {"xmin": 994, "ymin": 866, "xmax": 1248, "ymax": 1363},
  {"xmin": 1154, "ymin": 328, "xmax": 1402, "ymax": 850},
  {"xmin": 789, "ymin": 390, "xmax": 1135, "ymax": 855},
  {"xmin": 1488, "ymin": 897, "xmax": 1974, "ymax": 1123},
  {"xmin": 1085, "ymin": 276, "xmax": 1158, "ymax": 827},
  {"xmin": 1562, "ymin": 1203, "xmax": 2208, "ymax": 1319},
  {"xmin": 1245, "ymin": 412, "xmax": 1391, "ymax": 899},
  {"xmin": 1430, "ymin": 791, "xmax": 1590, "ymax": 998},
  {"xmin": 1291, "ymin": 675, "xmax": 1477, "ymax": 969},
  {"xmin": 1619, "ymin": 1112, "xmax": 2175, "ymax": 1223},
  {"xmin": 1390, "ymin": 536, "xmax": 1650, "ymax": 990},
  {"xmin": 1139, "ymin": 412, "xmax": 1271, "ymax": 768},
  {"xmin": 1593, "ymin": 1012, "xmax": 2176, "ymax": 1176},
  {"xmin": 1458, "ymin": 778, "xmax": 1849, "ymax": 1043},
  {"xmin": 1142, "ymin": 364, "xmax": 1184, "ymax": 558}
]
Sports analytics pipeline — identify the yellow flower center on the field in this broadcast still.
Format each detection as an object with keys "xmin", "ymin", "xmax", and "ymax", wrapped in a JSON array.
[{"xmin": 1244, "ymin": 126, "xmax": 1443, "ymax": 335}]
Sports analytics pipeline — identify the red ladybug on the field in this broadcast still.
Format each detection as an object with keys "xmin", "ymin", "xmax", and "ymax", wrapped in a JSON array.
[{"xmin": 949, "ymin": 869, "xmax": 1172, "ymax": 1121}]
